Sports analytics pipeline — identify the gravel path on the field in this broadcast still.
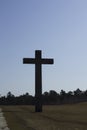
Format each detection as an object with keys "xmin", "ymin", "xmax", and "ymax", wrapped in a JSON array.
[{"xmin": 0, "ymin": 108, "xmax": 10, "ymax": 130}]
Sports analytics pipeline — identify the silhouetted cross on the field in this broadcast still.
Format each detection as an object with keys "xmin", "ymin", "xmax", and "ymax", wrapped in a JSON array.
[{"xmin": 23, "ymin": 50, "xmax": 54, "ymax": 112}]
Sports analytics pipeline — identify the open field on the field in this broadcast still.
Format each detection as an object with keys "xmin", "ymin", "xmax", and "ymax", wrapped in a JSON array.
[{"xmin": 1, "ymin": 102, "xmax": 87, "ymax": 130}]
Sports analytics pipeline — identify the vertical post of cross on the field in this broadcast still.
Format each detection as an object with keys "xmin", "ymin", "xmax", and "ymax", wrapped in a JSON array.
[{"xmin": 35, "ymin": 50, "xmax": 42, "ymax": 112}]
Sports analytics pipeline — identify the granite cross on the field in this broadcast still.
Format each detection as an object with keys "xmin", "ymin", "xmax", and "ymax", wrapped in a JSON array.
[{"xmin": 23, "ymin": 50, "xmax": 54, "ymax": 112}]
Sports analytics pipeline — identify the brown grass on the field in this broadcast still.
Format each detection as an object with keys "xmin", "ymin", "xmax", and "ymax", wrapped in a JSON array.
[{"xmin": 1, "ymin": 102, "xmax": 87, "ymax": 130}]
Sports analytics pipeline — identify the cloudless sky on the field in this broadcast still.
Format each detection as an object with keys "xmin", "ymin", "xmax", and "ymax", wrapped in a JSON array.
[{"xmin": 0, "ymin": 0, "xmax": 87, "ymax": 96}]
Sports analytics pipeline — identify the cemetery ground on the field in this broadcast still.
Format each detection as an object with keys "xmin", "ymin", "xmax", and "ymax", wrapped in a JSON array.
[{"xmin": 1, "ymin": 102, "xmax": 87, "ymax": 130}]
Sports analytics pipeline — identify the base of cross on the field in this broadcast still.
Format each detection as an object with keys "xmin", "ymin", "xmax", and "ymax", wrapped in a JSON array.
[
  {"xmin": 35, "ymin": 104, "xmax": 42, "ymax": 112},
  {"xmin": 35, "ymin": 96, "xmax": 42, "ymax": 112}
]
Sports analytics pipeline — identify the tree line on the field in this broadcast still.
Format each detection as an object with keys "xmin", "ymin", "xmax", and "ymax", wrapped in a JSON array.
[{"xmin": 0, "ymin": 88, "xmax": 87, "ymax": 105}]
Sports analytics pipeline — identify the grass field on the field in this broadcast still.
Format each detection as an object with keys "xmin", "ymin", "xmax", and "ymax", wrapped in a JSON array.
[{"xmin": 1, "ymin": 102, "xmax": 87, "ymax": 130}]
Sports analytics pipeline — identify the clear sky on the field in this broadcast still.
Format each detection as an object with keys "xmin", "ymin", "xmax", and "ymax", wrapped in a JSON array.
[{"xmin": 0, "ymin": 0, "xmax": 87, "ymax": 96}]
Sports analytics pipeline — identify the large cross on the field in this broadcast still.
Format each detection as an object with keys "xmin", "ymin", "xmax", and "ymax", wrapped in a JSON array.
[{"xmin": 23, "ymin": 50, "xmax": 54, "ymax": 112}]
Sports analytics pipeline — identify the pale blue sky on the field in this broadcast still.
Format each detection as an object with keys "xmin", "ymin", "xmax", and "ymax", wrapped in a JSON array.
[{"xmin": 0, "ymin": 0, "xmax": 87, "ymax": 96}]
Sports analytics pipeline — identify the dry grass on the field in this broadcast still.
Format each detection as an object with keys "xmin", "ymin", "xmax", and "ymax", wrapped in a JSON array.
[{"xmin": 1, "ymin": 102, "xmax": 87, "ymax": 130}]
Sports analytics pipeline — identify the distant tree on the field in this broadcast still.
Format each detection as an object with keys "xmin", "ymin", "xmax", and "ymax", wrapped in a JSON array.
[
  {"xmin": 60, "ymin": 90, "xmax": 66, "ymax": 96},
  {"xmin": 74, "ymin": 88, "xmax": 82, "ymax": 96},
  {"xmin": 66, "ymin": 91, "xmax": 74, "ymax": 103},
  {"xmin": 43, "ymin": 91, "xmax": 49, "ymax": 96},
  {"xmin": 6, "ymin": 91, "xmax": 15, "ymax": 105},
  {"xmin": 42, "ymin": 91, "xmax": 49, "ymax": 104},
  {"xmin": 60, "ymin": 90, "xmax": 66, "ymax": 103},
  {"xmin": 84, "ymin": 90, "xmax": 87, "ymax": 96},
  {"xmin": 49, "ymin": 90, "xmax": 58, "ymax": 96},
  {"xmin": 25, "ymin": 92, "xmax": 29, "ymax": 96},
  {"xmin": 49, "ymin": 90, "xmax": 58, "ymax": 104},
  {"xmin": 7, "ymin": 91, "xmax": 14, "ymax": 98}
]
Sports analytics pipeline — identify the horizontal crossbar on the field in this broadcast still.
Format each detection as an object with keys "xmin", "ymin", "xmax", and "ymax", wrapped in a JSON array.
[
  {"xmin": 41, "ymin": 59, "xmax": 54, "ymax": 64},
  {"xmin": 23, "ymin": 58, "xmax": 36, "ymax": 64},
  {"xmin": 23, "ymin": 58, "xmax": 54, "ymax": 64}
]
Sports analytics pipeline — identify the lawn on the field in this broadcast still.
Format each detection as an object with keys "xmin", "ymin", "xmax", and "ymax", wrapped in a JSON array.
[{"xmin": 1, "ymin": 102, "xmax": 87, "ymax": 130}]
